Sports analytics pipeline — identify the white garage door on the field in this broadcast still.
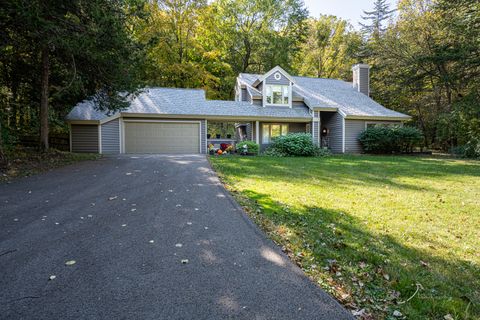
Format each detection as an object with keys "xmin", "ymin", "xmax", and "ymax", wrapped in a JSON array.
[{"xmin": 124, "ymin": 121, "xmax": 200, "ymax": 154}]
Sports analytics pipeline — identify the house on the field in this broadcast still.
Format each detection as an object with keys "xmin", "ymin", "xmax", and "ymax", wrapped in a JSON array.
[{"xmin": 66, "ymin": 64, "xmax": 410, "ymax": 154}]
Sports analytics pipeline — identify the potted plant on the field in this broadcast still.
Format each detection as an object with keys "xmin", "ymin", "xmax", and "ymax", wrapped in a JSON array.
[{"xmin": 208, "ymin": 144, "xmax": 215, "ymax": 155}]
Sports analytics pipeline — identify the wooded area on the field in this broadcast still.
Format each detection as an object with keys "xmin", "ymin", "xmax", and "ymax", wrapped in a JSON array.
[{"xmin": 1, "ymin": 0, "xmax": 479, "ymax": 160}]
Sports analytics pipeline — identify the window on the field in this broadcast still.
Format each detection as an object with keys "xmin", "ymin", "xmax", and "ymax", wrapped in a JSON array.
[
  {"xmin": 266, "ymin": 85, "xmax": 289, "ymax": 105},
  {"xmin": 366, "ymin": 122, "xmax": 401, "ymax": 129},
  {"xmin": 262, "ymin": 124, "xmax": 288, "ymax": 143}
]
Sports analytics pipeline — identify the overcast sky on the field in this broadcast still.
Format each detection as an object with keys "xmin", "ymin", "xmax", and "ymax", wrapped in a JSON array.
[{"xmin": 303, "ymin": 0, "xmax": 397, "ymax": 29}]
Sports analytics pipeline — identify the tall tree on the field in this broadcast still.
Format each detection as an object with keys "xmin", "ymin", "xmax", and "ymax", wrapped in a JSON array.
[
  {"xmin": 0, "ymin": 0, "xmax": 143, "ymax": 151},
  {"xmin": 293, "ymin": 15, "xmax": 362, "ymax": 79},
  {"xmin": 360, "ymin": 0, "xmax": 396, "ymax": 38}
]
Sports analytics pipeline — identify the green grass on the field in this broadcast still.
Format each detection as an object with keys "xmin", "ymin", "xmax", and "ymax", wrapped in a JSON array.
[{"xmin": 210, "ymin": 155, "xmax": 480, "ymax": 319}]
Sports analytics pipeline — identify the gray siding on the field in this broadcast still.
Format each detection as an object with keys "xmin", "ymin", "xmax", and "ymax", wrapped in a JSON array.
[
  {"xmin": 201, "ymin": 119, "xmax": 207, "ymax": 154},
  {"xmin": 71, "ymin": 125, "xmax": 99, "ymax": 153},
  {"xmin": 265, "ymin": 72, "xmax": 290, "ymax": 85},
  {"xmin": 345, "ymin": 120, "xmax": 402, "ymax": 153},
  {"xmin": 252, "ymin": 98, "xmax": 262, "ymax": 106},
  {"xmin": 322, "ymin": 112, "xmax": 344, "ymax": 153},
  {"xmin": 101, "ymin": 119, "xmax": 120, "ymax": 154},
  {"xmin": 354, "ymin": 66, "xmax": 370, "ymax": 96},
  {"xmin": 246, "ymin": 122, "xmax": 253, "ymax": 140},
  {"xmin": 292, "ymin": 101, "xmax": 307, "ymax": 108},
  {"xmin": 241, "ymin": 88, "xmax": 248, "ymax": 102},
  {"xmin": 345, "ymin": 120, "xmax": 364, "ymax": 153},
  {"xmin": 312, "ymin": 111, "xmax": 320, "ymax": 146}
]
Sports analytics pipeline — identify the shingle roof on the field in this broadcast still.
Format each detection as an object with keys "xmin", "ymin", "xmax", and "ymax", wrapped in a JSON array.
[
  {"xmin": 239, "ymin": 73, "xmax": 410, "ymax": 119},
  {"xmin": 66, "ymin": 87, "xmax": 311, "ymax": 121}
]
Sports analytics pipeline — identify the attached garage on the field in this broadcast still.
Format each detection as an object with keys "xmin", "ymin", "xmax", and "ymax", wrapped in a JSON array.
[{"xmin": 124, "ymin": 121, "xmax": 201, "ymax": 154}]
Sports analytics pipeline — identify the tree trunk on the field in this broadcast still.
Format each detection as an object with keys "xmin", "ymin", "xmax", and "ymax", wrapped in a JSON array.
[{"xmin": 40, "ymin": 46, "xmax": 50, "ymax": 151}]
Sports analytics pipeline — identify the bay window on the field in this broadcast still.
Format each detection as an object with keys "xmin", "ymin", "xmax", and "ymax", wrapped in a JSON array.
[
  {"xmin": 266, "ymin": 85, "xmax": 289, "ymax": 105},
  {"xmin": 262, "ymin": 124, "xmax": 288, "ymax": 144}
]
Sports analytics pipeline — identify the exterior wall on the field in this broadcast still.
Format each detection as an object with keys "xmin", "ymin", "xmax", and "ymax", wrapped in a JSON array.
[
  {"xmin": 353, "ymin": 65, "xmax": 370, "ymax": 96},
  {"xmin": 265, "ymin": 72, "xmax": 290, "ymax": 85},
  {"xmin": 241, "ymin": 88, "xmax": 249, "ymax": 102},
  {"xmin": 292, "ymin": 101, "xmax": 307, "ymax": 108},
  {"xmin": 71, "ymin": 124, "xmax": 99, "ymax": 153},
  {"xmin": 246, "ymin": 122, "xmax": 253, "ymax": 140},
  {"xmin": 344, "ymin": 120, "xmax": 364, "ymax": 153},
  {"xmin": 252, "ymin": 99, "xmax": 262, "ymax": 106},
  {"xmin": 344, "ymin": 119, "xmax": 402, "ymax": 153},
  {"xmin": 321, "ymin": 112, "xmax": 344, "ymax": 153},
  {"xmin": 312, "ymin": 111, "xmax": 320, "ymax": 146},
  {"xmin": 200, "ymin": 119, "xmax": 207, "ymax": 154},
  {"xmin": 101, "ymin": 119, "xmax": 120, "ymax": 154}
]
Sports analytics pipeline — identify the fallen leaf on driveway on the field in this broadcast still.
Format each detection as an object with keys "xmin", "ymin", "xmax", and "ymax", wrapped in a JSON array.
[
  {"xmin": 194, "ymin": 208, "xmax": 199, "ymax": 211},
  {"xmin": 65, "ymin": 260, "xmax": 76, "ymax": 266},
  {"xmin": 108, "ymin": 196, "xmax": 118, "ymax": 201},
  {"xmin": 175, "ymin": 243, "xmax": 183, "ymax": 248},
  {"xmin": 49, "ymin": 275, "xmax": 56, "ymax": 280},
  {"xmin": 149, "ymin": 240, "xmax": 154, "ymax": 243},
  {"xmin": 125, "ymin": 173, "xmax": 132, "ymax": 175},
  {"xmin": 186, "ymin": 222, "xmax": 192, "ymax": 225},
  {"xmin": 131, "ymin": 208, "xmax": 137, "ymax": 212},
  {"xmin": 181, "ymin": 259, "xmax": 189, "ymax": 264},
  {"xmin": 122, "ymin": 224, "xmax": 127, "ymax": 227}
]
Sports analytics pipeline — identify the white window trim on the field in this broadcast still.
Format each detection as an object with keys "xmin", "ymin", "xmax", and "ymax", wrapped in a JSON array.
[
  {"xmin": 264, "ymin": 84, "xmax": 290, "ymax": 107},
  {"xmin": 364, "ymin": 121, "xmax": 403, "ymax": 129},
  {"xmin": 262, "ymin": 123, "xmax": 289, "ymax": 144}
]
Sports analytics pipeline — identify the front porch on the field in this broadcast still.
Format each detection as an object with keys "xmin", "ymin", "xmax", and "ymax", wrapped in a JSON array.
[{"xmin": 206, "ymin": 120, "xmax": 312, "ymax": 152}]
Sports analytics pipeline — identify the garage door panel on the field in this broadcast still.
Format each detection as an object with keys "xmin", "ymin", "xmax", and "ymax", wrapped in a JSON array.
[{"xmin": 125, "ymin": 122, "xmax": 200, "ymax": 154}]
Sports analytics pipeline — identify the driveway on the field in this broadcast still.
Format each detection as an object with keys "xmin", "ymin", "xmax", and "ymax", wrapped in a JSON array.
[{"xmin": 0, "ymin": 155, "xmax": 352, "ymax": 320}]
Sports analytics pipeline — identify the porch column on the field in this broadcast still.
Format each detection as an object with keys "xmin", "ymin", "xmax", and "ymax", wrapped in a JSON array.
[
  {"xmin": 313, "ymin": 111, "xmax": 320, "ymax": 146},
  {"xmin": 255, "ymin": 121, "xmax": 260, "ymax": 144}
]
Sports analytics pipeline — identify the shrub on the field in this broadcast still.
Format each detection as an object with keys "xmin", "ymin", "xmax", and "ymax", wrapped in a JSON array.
[
  {"xmin": 451, "ymin": 138, "xmax": 480, "ymax": 159},
  {"xmin": 236, "ymin": 141, "xmax": 259, "ymax": 154},
  {"xmin": 359, "ymin": 126, "xmax": 423, "ymax": 154},
  {"xmin": 266, "ymin": 133, "xmax": 319, "ymax": 157}
]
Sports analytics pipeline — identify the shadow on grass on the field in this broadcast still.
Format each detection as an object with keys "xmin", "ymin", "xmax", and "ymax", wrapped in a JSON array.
[{"xmin": 238, "ymin": 189, "xmax": 479, "ymax": 319}]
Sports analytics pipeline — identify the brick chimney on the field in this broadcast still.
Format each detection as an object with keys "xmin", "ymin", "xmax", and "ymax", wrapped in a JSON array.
[{"xmin": 352, "ymin": 64, "xmax": 370, "ymax": 96}]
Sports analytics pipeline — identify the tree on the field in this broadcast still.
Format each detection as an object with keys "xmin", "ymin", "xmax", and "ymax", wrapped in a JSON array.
[
  {"xmin": 293, "ymin": 15, "xmax": 362, "ymax": 79},
  {"xmin": 0, "ymin": 0, "xmax": 143, "ymax": 151},
  {"xmin": 360, "ymin": 0, "xmax": 396, "ymax": 38}
]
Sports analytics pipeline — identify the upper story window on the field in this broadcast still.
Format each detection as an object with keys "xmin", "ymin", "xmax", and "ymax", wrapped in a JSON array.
[{"xmin": 266, "ymin": 85, "xmax": 289, "ymax": 105}]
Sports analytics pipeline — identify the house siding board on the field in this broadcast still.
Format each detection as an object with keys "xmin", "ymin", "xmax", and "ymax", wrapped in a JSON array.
[
  {"xmin": 265, "ymin": 72, "xmax": 290, "ymax": 86},
  {"xmin": 246, "ymin": 122, "xmax": 253, "ymax": 141},
  {"xmin": 101, "ymin": 119, "xmax": 120, "ymax": 154},
  {"xmin": 345, "ymin": 120, "xmax": 402, "ymax": 153},
  {"xmin": 200, "ymin": 119, "xmax": 207, "ymax": 154},
  {"xmin": 344, "ymin": 120, "xmax": 365, "ymax": 153},
  {"xmin": 313, "ymin": 111, "xmax": 320, "ymax": 146},
  {"xmin": 71, "ymin": 125, "xmax": 99, "ymax": 153},
  {"xmin": 292, "ymin": 101, "xmax": 307, "ymax": 108},
  {"xmin": 241, "ymin": 88, "xmax": 248, "ymax": 102},
  {"xmin": 322, "ymin": 112, "xmax": 343, "ymax": 153},
  {"xmin": 359, "ymin": 68, "xmax": 369, "ymax": 96}
]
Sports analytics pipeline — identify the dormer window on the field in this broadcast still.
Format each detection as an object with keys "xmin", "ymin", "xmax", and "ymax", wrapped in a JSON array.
[{"xmin": 266, "ymin": 85, "xmax": 289, "ymax": 105}]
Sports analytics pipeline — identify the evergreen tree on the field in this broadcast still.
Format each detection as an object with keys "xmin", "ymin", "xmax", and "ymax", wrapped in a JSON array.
[{"xmin": 360, "ymin": 0, "xmax": 396, "ymax": 38}]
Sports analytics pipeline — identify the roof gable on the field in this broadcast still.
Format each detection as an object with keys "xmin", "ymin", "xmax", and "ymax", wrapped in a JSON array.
[{"xmin": 252, "ymin": 66, "xmax": 295, "ymax": 87}]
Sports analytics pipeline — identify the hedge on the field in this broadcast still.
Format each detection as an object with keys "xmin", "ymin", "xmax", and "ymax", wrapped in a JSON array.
[{"xmin": 358, "ymin": 126, "xmax": 422, "ymax": 154}]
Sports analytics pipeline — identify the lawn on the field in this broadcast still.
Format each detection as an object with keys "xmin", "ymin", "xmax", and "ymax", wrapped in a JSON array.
[{"xmin": 209, "ymin": 155, "xmax": 480, "ymax": 319}]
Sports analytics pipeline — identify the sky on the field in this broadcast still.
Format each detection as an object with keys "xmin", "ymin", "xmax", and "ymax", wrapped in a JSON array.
[{"xmin": 303, "ymin": 0, "xmax": 397, "ymax": 29}]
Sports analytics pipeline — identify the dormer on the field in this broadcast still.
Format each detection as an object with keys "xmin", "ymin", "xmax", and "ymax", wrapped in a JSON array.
[{"xmin": 258, "ymin": 66, "xmax": 294, "ymax": 108}]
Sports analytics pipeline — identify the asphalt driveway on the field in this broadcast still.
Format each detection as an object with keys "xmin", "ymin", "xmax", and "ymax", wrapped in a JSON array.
[{"xmin": 0, "ymin": 155, "xmax": 352, "ymax": 320}]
